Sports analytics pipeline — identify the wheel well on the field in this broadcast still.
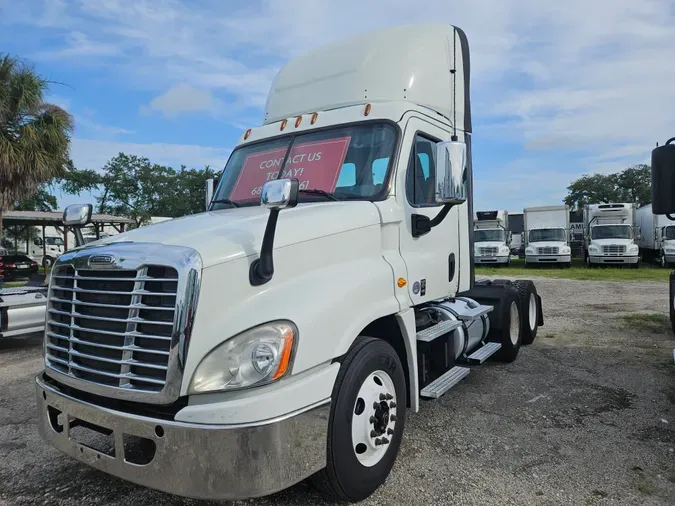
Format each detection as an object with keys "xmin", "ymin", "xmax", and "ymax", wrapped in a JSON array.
[{"xmin": 360, "ymin": 315, "xmax": 411, "ymax": 408}]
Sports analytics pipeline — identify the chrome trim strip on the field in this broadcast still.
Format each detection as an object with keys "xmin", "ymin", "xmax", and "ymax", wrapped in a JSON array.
[{"xmin": 43, "ymin": 242, "xmax": 202, "ymax": 405}]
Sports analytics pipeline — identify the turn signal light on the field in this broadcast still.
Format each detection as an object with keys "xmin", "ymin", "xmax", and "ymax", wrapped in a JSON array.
[
  {"xmin": 244, "ymin": 129, "xmax": 252, "ymax": 140},
  {"xmin": 311, "ymin": 112, "xmax": 318, "ymax": 125},
  {"xmin": 364, "ymin": 103, "xmax": 371, "ymax": 116},
  {"xmin": 280, "ymin": 119, "xmax": 288, "ymax": 131},
  {"xmin": 295, "ymin": 116, "xmax": 302, "ymax": 128}
]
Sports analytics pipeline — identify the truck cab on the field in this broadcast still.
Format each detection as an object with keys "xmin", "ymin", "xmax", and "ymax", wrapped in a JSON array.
[
  {"xmin": 523, "ymin": 205, "xmax": 572, "ymax": 267},
  {"xmin": 34, "ymin": 24, "xmax": 544, "ymax": 503},
  {"xmin": 473, "ymin": 210, "xmax": 511, "ymax": 265},
  {"xmin": 28, "ymin": 235, "xmax": 64, "ymax": 267},
  {"xmin": 584, "ymin": 203, "xmax": 640, "ymax": 268}
]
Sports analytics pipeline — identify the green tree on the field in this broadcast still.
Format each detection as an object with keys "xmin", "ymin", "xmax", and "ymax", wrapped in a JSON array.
[
  {"xmin": 564, "ymin": 164, "xmax": 652, "ymax": 210},
  {"xmin": 0, "ymin": 54, "xmax": 74, "ymax": 242},
  {"xmin": 61, "ymin": 154, "xmax": 219, "ymax": 227}
]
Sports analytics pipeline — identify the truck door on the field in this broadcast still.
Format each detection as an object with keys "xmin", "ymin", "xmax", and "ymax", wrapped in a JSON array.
[{"xmin": 397, "ymin": 118, "xmax": 461, "ymax": 302}]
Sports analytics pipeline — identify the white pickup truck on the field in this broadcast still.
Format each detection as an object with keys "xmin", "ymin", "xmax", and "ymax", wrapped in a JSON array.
[{"xmin": 34, "ymin": 24, "xmax": 544, "ymax": 502}]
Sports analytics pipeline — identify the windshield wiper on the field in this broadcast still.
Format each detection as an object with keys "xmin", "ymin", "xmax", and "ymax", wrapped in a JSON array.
[
  {"xmin": 298, "ymin": 189, "xmax": 339, "ymax": 201},
  {"xmin": 211, "ymin": 199, "xmax": 240, "ymax": 208}
]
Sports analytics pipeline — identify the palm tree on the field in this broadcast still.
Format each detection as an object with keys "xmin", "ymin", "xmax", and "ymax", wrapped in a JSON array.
[{"xmin": 0, "ymin": 54, "xmax": 74, "ymax": 242}]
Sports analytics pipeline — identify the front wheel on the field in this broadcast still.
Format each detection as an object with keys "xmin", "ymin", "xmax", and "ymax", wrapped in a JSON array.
[
  {"xmin": 43, "ymin": 256, "xmax": 54, "ymax": 268},
  {"xmin": 513, "ymin": 280, "xmax": 539, "ymax": 345},
  {"xmin": 312, "ymin": 337, "xmax": 407, "ymax": 502}
]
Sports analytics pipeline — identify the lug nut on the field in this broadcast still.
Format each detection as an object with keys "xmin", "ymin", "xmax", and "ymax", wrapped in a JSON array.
[
  {"xmin": 387, "ymin": 428, "xmax": 394, "ymax": 435},
  {"xmin": 386, "ymin": 394, "xmax": 393, "ymax": 400},
  {"xmin": 370, "ymin": 430, "xmax": 377, "ymax": 438},
  {"xmin": 390, "ymin": 414, "xmax": 397, "ymax": 422},
  {"xmin": 382, "ymin": 437, "xmax": 390, "ymax": 445},
  {"xmin": 389, "ymin": 402, "xmax": 397, "ymax": 408},
  {"xmin": 373, "ymin": 402, "xmax": 380, "ymax": 410},
  {"xmin": 375, "ymin": 438, "xmax": 382, "ymax": 446},
  {"xmin": 369, "ymin": 416, "xmax": 376, "ymax": 424}
]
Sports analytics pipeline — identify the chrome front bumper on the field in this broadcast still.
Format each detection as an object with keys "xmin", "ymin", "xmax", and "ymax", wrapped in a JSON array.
[
  {"xmin": 474, "ymin": 256, "xmax": 510, "ymax": 264},
  {"xmin": 525, "ymin": 254, "xmax": 571, "ymax": 264},
  {"xmin": 588, "ymin": 255, "xmax": 639, "ymax": 265},
  {"xmin": 36, "ymin": 375, "xmax": 330, "ymax": 500}
]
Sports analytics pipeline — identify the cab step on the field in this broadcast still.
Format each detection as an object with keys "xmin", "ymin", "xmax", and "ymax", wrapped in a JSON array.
[
  {"xmin": 465, "ymin": 341, "xmax": 502, "ymax": 364},
  {"xmin": 420, "ymin": 366, "xmax": 470, "ymax": 399},
  {"xmin": 416, "ymin": 319, "xmax": 462, "ymax": 343},
  {"xmin": 454, "ymin": 301, "xmax": 493, "ymax": 321}
]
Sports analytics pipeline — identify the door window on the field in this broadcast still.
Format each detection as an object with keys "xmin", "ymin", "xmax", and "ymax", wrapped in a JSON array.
[{"xmin": 406, "ymin": 134, "xmax": 439, "ymax": 207}]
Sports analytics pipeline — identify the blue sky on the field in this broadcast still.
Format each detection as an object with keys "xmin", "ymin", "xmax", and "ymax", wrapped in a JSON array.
[{"xmin": 1, "ymin": 0, "xmax": 674, "ymax": 212}]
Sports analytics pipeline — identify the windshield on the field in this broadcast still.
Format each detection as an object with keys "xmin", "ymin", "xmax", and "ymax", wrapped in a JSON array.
[
  {"xmin": 529, "ymin": 228, "xmax": 565, "ymax": 242},
  {"xmin": 474, "ymin": 229, "xmax": 505, "ymax": 242},
  {"xmin": 211, "ymin": 123, "xmax": 398, "ymax": 208},
  {"xmin": 45, "ymin": 237, "xmax": 64, "ymax": 246},
  {"xmin": 665, "ymin": 226, "xmax": 675, "ymax": 240},
  {"xmin": 591, "ymin": 225, "xmax": 632, "ymax": 240}
]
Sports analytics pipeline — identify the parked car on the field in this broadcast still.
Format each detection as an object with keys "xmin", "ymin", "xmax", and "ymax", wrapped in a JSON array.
[{"xmin": 0, "ymin": 254, "xmax": 39, "ymax": 280}]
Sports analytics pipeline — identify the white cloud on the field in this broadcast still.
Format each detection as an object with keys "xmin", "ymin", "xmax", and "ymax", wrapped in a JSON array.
[
  {"xmin": 70, "ymin": 138, "xmax": 229, "ymax": 172},
  {"xmin": 143, "ymin": 83, "xmax": 223, "ymax": 117}
]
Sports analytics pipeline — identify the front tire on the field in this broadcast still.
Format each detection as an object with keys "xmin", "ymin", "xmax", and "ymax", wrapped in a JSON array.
[
  {"xmin": 312, "ymin": 337, "xmax": 407, "ymax": 502},
  {"xmin": 43, "ymin": 256, "xmax": 54, "ymax": 268}
]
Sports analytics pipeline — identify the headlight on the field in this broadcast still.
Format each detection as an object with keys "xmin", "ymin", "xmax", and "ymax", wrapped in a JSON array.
[
  {"xmin": 589, "ymin": 246, "xmax": 598, "ymax": 252},
  {"xmin": 628, "ymin": 245, "xmax": 639, "ymax": 253},
  {"xmin": 666, "ymin": 248, "xmax": 675, "ymax": 253},
  {"xmin": 188, "ymin": 320, "xmax": 297, "ymax": 394},
  {"xmin": 525, "ymin": 247, "xmax": 534, "ymax": 254},
  {"xmin": 561, "ymin": 247, "xmax": 571, "ymax": 254},
  {"xmin": 500, "ymin": 246, "xmax": 510, "ymax": 253}
]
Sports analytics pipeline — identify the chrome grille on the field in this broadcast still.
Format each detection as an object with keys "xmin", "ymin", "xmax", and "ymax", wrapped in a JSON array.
[
  {"xmin": 479, "ymin": 247, "xmax": 498, "ymax": 256},
  {"xmin": 537, "ymin": 247, "xmax": 559, "ymax": 255},
  {"xmin": 602, "ymin": 244, "xmax": 626, "ymax": 254},
  {"xmin": 45, "ymin": 264, "xmax": 178, "ymax": 392}
]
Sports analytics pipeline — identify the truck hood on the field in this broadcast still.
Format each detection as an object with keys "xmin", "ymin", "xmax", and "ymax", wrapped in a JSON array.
[
  {"xmin": 85, "ymin": 202, "xmax": 381, "ymax": 268},
  {"xmin": 590, "ymin": 238, "xmax": 634, "ymax": 246},
  {"xmin": 474, "ymin": 241, "xmax": 507, "ymax": 249},
  {"xmin": 528, "ymin": 241, "xmax": 568, "ymax": 249}
]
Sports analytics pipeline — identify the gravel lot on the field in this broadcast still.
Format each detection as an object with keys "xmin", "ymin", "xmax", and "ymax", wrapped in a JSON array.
[{"xmin": 1, "ymin": 277, "xmax": 675, "ymax": 506}]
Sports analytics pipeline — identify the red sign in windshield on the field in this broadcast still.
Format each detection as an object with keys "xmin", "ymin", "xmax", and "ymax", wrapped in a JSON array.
[{"xmin": 230, "ymin": 137, "xmax": 351, "ymax": 201}]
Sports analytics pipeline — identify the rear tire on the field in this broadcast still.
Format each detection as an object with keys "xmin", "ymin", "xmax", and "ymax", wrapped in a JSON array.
[
  {"xmin": 311, "ymin": 337, "xmax": 407, "ymax": 502},
  {"xmin": 492, "ymin": 287, "xmax": 522, "ymax": 363},
  {"xmin": 512, "ymin": 280, "xmax": 539, "ymax": 345}
]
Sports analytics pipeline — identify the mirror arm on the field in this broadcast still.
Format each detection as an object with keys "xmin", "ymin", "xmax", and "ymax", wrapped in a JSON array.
[
  {"xmin": 411, "ymin": 204, "xmax": 454, "ymax": 238},
  {"xmin": 249, "ymin": 210, "xmax": 280, "ymax": 286},
  {"xmin": 73, "ymin": 227, "xmax": 86, "ymax": 248}
]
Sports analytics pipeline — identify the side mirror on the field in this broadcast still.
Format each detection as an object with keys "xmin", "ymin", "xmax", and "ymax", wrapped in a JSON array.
[
  {"xmin": 434, "ymin": 140, "xmax": 468, "ymax": 205},
  {"xmin": 63, "ymin": 204, "xmax": 93, "ymax": 226},
  {"xmin": 34, "ymin": 238, "xmax": 42, "ymax": 246},
  {"xmin": 651, "ymin": 137, "xmax": 675, "ymax": 215},
  {"xmin": 249, "ymin": 178, "xmax": 299, "ymax": 287},
  {"xmin": 261, "ymin": 178, "xmax": 299, "ymax": 210}
]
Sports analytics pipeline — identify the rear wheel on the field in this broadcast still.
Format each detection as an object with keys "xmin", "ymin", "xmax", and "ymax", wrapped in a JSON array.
[
  {"xmin": 492, "ymin": 287, "xmax": 522, "ymax": 363},
  {"xmin": 513, "ymin": 280, "xmax": 539, "ymax": 345},
  {"xmin": 312, "ymin": 337, "xmax": 406, "ymax": 502}
]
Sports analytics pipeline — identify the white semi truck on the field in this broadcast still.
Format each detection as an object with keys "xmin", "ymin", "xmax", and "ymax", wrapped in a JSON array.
[
  {"xmin": 636, "ymin": 203, "xmax": 675, "ymax": 267},
  {"xmin": 523, "ymin": 205, "xmax": 572, "ymax": 267},
  {"xmin": 34, "ymin": 24, "xmax": 544, "ymax": 502},
  {"xmin": 473, "ymin": 210, "xmax": 511, "ymax": 265},
  {"xmin": 583, "ymin": 203, "xmax": 640, "ymax": 268}
]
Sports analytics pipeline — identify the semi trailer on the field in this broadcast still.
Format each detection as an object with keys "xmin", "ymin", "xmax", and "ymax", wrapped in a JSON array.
[
  {"xmin": 583, "ymin": 203, "xmax": 640, "ymax": 268},
  {"xmin": 523, "ymin": 205, "xmax": 572, "ymax": 267},
  {"xmin": 34, "ymin": 24, "xmax": 544, "ymax": 503},
  {"xmin": 636, "ymin": 203, "xmax": 675, "ymax": 267},
  {"xmin": 473, "ymin": 210, "xmax": 512, "ymax": 265}
]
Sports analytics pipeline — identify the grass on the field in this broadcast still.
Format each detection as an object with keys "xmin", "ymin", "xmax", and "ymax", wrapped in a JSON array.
[
  {"xmin": 621, "ymin": 313, "xmax": 672, "ymax": 334},
  {"xmin": 476, "ymin": 258, "xmax": 672, "ymax": 283}
]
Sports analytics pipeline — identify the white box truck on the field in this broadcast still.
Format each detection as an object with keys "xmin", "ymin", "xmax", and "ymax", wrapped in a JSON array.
[
  {"xmin": 583, "ymin": 203, "xmax": 640, "ymax": 268},
  {"xmin": 473, "ymin": 210, "xmax": 511, "ymax": 265},
  {"xmin": 34, "ymin": 24, "xmax": 544, "ymax": 503},
  {"xmin": 523, "ymin": 205, "xmax": 572, "ymax": 267},
  {"xmin": 636, "ymin": 203, "xmax": 675, "ymax": 267}
]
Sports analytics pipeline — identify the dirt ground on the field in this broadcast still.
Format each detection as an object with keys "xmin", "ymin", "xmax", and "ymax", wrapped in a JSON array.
[{"xmin": 1, "ymin": 277, "xmax": 674, "ymax": 506}]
